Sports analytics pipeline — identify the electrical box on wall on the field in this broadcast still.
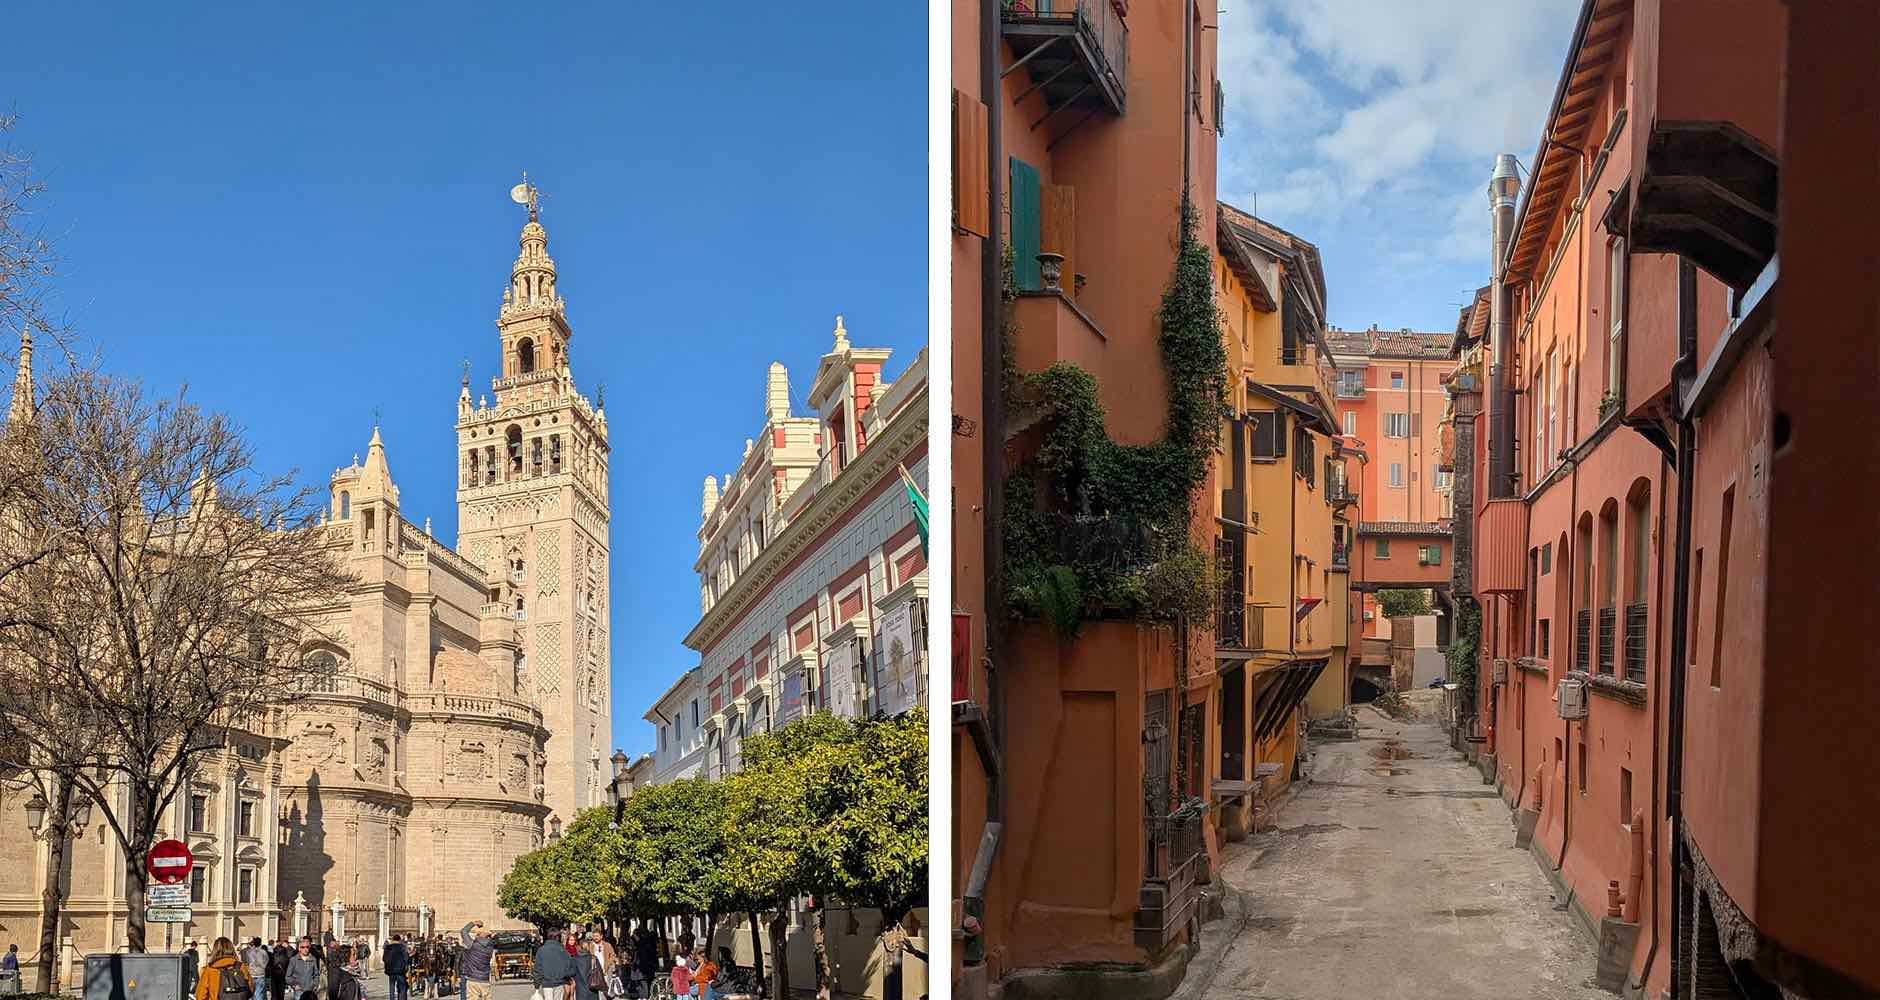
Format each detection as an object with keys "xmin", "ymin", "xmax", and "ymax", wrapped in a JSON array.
[
  {"xmin": 1556, "ymin": 677, "xmax": 1588, "ymax": 720},
  {"xmin": 1491, "ymin": 658, "xmax": 1509, "ymax": 684}
]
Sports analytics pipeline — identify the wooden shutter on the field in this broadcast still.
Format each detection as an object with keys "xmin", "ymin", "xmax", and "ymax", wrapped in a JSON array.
[
  {"xmin": 1010, "ymin": 157, "xmax": 1042, "ymax": 291},
  {"xmin": 1042, "ymin": 184, "xmax": 1076, "ymax": 294},
  {"xmin": 952, "ymin": 91, "xmax": 990, "ymax": 238},
  {"xmin": 1248, "ymin": 411, "xmax": 1276, "ymax": 459}
]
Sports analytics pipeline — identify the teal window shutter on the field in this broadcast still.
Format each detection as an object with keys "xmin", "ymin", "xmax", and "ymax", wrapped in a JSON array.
[{"xmin": 1010, "ymin": 156, "xmax": 1042, "ymax": 291}]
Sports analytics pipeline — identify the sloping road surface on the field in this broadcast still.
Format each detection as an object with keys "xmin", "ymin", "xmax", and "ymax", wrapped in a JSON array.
[{"xmin": 1178, "ymin": 712, "xmax": 1609, "ymax": 1000}]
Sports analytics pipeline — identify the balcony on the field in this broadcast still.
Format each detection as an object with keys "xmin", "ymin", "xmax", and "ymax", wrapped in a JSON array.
[
  {"xmin": 1010, "ymin": 289, "xmax": 1106, "ymax": 375},
  {"xmin": 1001, "ymin": 0, "xmax": 1128, "ymax": 119},
  {"xmin": 1475, "ymin": 498, "xmax": 1527, "ymax": 594},
  {"xmin": 1623, "ymin": 603, "xmax": 1647, "ymax": 684},
  {"xmin": 1633, "ymin": 124, "xmax": 1779, "ymax": 293},
  {"xmin": 1215, "ymin": 602, "xmax": 1286, "ymax": 656}
]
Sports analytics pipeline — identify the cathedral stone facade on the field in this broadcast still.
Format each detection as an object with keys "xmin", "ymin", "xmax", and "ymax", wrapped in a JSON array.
[{"xmin": 0, "ymin": 200, "xmax": 610, "ymax": 971}]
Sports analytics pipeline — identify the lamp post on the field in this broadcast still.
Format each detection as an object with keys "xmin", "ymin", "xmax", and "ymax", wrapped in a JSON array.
[
  {"xmin": 604, "ymin": 750, "xmax": 633, "ymax": 829},
  {"xmin": 26, "ymin": 781, "xmax": 92, "ymax": 993}
]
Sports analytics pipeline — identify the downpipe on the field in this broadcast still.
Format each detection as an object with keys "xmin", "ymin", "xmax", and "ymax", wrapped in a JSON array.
[{"xmin": 1660, "ymin": 260, "xmax": 1700, "ymax": 995}]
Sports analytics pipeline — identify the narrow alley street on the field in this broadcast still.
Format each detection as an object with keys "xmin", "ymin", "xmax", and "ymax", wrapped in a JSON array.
[{"xmin": 1179, "ymin": 711, "xmax": 1608, "ymax": 1000}]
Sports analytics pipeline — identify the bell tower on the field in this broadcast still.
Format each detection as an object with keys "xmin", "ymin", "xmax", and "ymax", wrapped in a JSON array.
[{"xmin": 454, "ymin": 178, "xmax": 612, "ymax": 829}]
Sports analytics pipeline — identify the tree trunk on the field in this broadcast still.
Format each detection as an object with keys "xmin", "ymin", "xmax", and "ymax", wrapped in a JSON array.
[
  {"xmin": 765, "ymin": 912, "xmax": 790, "ymax": 1000},
  {"xmin": 122, "ymin": 781, "xmax": 156, "ymax": 954},
  {"xmin": 35, "ymin": 777, "xmax": 74, "ymax": 992},
  {"xmin": 810, "ymin": 902, "xmax": 830, "ymax": 1000},
  {"xmin": 745, "ymin": 911, "xmax": 764, "ymax": 998},
  {"xmin": 703, "ymin": 912, "xmax": 716, "ymax": 957}
]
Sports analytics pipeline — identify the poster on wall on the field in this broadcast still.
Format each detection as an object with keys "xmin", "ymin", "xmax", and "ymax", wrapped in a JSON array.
[
  {"xmin": 779, "ymin": 671, "xmax": 803, "ymax": 723},
  {"xmin": 827, "ymin": 640, "xmax": 858, "ymax": 718},
  {"xmin": 877, "ymin": 602, "xmax": 918, "ymax": 717}
]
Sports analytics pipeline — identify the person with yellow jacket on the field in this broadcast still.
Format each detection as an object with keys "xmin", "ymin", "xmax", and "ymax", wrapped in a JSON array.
[{"xmin": 196, "ymin": 939, "xmax": 256, "ymax": 1000}]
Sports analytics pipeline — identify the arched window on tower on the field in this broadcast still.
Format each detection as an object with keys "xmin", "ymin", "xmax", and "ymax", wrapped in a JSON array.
[
  {"xmin": 339, "ymin": 491, "xmax": 350, "ymax": 520},
  {"xmin": 506, "ymin": 426, "xmax": 523, "ymax": 477},
  {"xmin": 517, "ymin": 338, "xmax": 536, "ymax": 375},
  {"xmin": 485, "ymin": 445, "xmax": 498, "ymax": 485},
  {"xmin": 531, "ymin": 437, "xmax": 544, "ymax": 477},
  {"xmin": 550, "ymin": 435, "xmax": 562, "ymax": 475}
]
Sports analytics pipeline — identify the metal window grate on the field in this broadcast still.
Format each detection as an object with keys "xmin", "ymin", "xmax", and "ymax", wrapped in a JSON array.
[
  {"xmin": 1576, "ymin": 609, "xmax": 1592, "ymax": 672},
  {"xmin": 1597, "ymin": 606, "xmax": 1618, "ymax": 674},
  {"xmin": 1623, "ymin": 603, "xmax": 1648, "ymax": 684}
]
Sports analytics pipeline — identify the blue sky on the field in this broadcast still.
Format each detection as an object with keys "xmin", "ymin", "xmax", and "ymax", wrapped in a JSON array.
[
  {"xmin": 5, "ymin": 2, "xmax": 925, "ymax": 757},
  {"xmin": 1217, "ymin": 0, "xmax": 1582, "ymax": 331}
]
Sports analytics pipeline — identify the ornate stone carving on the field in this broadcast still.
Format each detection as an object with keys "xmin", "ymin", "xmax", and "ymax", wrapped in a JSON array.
[
  {"xmin": 534, "ymin": 527, "xmax": 561, "ymax": 595},
  {"xmin": 288, "ymin": 721, "xmax": 342, "ymax": 769},
  {"xmin": 445, "ymin": 740, "xmax": 492, "ymax": 782},
  {"xmin": 361, "ymin": 737, "xmax": 389, "ymax": 781}
]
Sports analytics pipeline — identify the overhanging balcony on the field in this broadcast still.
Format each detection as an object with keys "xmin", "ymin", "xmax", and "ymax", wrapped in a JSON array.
[
  {"xmin": 1476, "ymin": 498, "xmax": 1526, "ymax": 594},
  {"xmin": 1001, "ymin": 0, "xmax": 1128, "ymax": 119},
  {"xmin": 1632, "ymin": 122, "xmax": 1778, "ymax": 291}
]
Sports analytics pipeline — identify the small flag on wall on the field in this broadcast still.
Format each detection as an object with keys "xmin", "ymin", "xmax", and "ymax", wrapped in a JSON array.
[{"xmin": 898, "ymin": 464, "xmax": 929, "ymax": 557}]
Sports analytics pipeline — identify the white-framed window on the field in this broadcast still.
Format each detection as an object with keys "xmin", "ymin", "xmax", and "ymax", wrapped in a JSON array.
[
  {"xmin": 1546, "ymin": 350, "xmax": 1558, "ymax": 462},
  {"xmin": 1608, "ymin": 237, "xmax": 1626, "ymax": 396},
  {"xmin": 1390, "ymin": 371, "xmax": 1404, "ymax": 390},
  {"xmin": 1389, "ymin": 463, "xmax": 1404, "ymax": 488},
  {"xmin": 1384, "ymin": 413, "xmax": 1409, "ymax": 438},
  {"xmin": 1342, "ymin": 410, "xmax": 1356, "ymax": 435},
  {"xmin": 1434, "ymin": 467, "xmax": 1452, "ymax": 488}
]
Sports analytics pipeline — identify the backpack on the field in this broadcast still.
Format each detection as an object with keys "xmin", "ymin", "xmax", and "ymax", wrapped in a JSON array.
[{"xmin": 217, "ymin": 964, "xmax": 252, "ymax": 1000}]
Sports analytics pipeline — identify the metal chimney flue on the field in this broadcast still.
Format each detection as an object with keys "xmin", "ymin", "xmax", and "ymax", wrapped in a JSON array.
[{"xmin": 1487, "ymin": 153, "xmax": 1521, "ymax": 499}]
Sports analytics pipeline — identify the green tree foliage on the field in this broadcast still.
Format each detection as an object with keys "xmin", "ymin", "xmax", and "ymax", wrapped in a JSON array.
[
  {"xmin": 616, "ymin": 778, "xmax": 729, "ymax": 920},
  {"xmin": 802, "ymin": 710, "xmax": 928, "ymax": 923},
  {"xmin": 1377, "ymin": 588, "xmax": 1432, "ymax": 619},
  {"xmin": 496, "ymin": 808, "xmax": 629, "ymax": 929}
]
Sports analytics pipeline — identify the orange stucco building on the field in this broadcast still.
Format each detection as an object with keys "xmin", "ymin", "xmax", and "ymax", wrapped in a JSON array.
[
  {"xmin": 950, "ymin": 1, "xmax": 1222, "ymax": 997},
  {"xmin": 1455, "ymin": 1, "xmax": 1879, "ymax": 996}
]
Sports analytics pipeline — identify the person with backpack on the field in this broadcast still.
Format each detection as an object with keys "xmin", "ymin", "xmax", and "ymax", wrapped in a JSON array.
[{"xmin": 196, "ymin": 938, "xmax": 255, "ymax": 1000}]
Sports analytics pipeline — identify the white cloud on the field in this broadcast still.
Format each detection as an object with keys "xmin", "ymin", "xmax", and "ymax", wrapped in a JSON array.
[{"xmin": 1214, "ymin": 0, "xmax": 1581, "ymax": 319}]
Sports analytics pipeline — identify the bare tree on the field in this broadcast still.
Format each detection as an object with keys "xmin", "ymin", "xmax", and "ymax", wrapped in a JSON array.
[
  {"xmin": 0, "ymin": 368, "xmax": 355, "ymax": 952},
  {"xmin": 0, "ymin": 110, "xmax": 95, "ymax": 991}
]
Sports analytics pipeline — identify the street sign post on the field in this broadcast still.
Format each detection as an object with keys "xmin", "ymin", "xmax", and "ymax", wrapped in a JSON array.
[
  {"xmin": 145, "ymin": 840, "xmax": 192, "ymax": 885},
  {"xmin": 143, "ymin": 906, "xmax": 192, "ymax": 924}
]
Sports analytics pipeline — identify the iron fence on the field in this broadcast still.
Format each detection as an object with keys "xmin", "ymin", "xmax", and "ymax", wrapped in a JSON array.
[
  {"xmin": 1576, "ymin": 609, "xmax": 1592, "ymax": 673},
  {"xmin": 1004, "ymin": 0, "xmax": 1129, "ymax": 100}
]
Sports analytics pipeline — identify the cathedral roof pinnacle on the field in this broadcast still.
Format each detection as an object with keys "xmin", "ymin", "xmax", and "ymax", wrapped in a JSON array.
[
  {"xmin": 832, "ymin": 314, "xmax": 850, "ymax": 352},
  {"xmin": 7, "ymin": 330, "xmax": 33, "ymax": 425}
]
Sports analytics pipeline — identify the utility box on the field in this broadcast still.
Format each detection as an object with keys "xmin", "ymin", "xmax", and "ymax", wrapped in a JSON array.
[
  {"xmin": 1556, "ymin": 677, "xmax": 1589, "ymax": 720},
  {"xmin": 85, "ymin": 953, "xmax": 188, "ymax": 1000},
  {"xmin": 1491, "ymin": 658, "xmax": 1509, "ymax": 684}
]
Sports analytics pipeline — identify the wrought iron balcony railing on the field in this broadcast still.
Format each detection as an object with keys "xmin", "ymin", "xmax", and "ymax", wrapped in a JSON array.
[{"xmin": 1001, "ymin": 0, "xmax": 1129, "ymax": 117}]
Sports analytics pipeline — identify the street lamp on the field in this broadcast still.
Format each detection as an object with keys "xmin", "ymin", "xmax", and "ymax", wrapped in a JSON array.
[
  {"xmin": 548, "ymin": 816, "xmax": 562, "ymax": 844},
  {"xmin": 24, "ymin": 794, "xmax": 48, "ymax": 837},
  {"xmin": 605, "ymin": 750, "xmax": 633, "ymax": 829},
  {"xmin": 25, "ymin": 790, "xmax": 91, "ymax": 840}
]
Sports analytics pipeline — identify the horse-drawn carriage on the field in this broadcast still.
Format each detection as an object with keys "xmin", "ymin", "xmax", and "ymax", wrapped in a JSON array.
[
  {"xmin": 491, "ymin": 930, "xmax": 536, "ymax": 982},
  {"xmin": 405, "ymin": 937, "xmax": 461, "ymax": 998}
]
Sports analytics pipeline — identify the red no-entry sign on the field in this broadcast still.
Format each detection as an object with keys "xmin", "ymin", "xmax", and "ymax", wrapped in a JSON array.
[{"xmin": 146, "ymin": 839, "xmax": 193, "ymax": 884}]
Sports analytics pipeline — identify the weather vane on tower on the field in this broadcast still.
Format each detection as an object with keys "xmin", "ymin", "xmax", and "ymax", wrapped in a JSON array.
[{"xmin": 510, "ymin": 171, "xmax": 544, "ymax": 221}]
